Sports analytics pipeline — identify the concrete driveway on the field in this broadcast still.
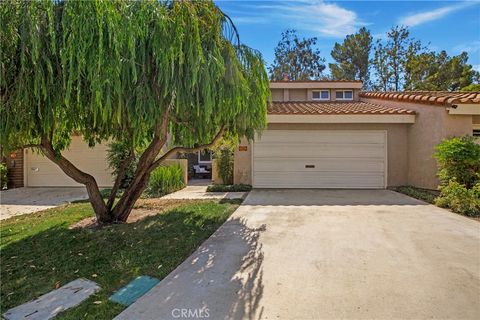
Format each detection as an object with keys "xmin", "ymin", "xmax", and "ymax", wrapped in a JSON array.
[
  {"xmin": 0, "ymin": 187, "xmax": 88, "ymax": 220},
  {"xmin": 116, "ymin": 189, "xmax": 480, "ymax": 320}
]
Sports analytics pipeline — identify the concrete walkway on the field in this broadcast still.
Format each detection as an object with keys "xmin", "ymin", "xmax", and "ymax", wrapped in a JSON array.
[
  {"xmin": 0, "ymin": 187, "xmax": 88, "ymax": 220},
  {"xmin": 161, "ymin": 185, "xmax": 247, "ymax": 200},
  {"xmin": 115, "ymin": 189, "xmax": 480, "ymax": 320}
]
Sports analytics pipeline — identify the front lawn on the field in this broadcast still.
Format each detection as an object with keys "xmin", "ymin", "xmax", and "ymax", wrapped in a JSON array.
[{"xmin": 0, "ymin": 200, "xmax": 240, "ymax": 319}]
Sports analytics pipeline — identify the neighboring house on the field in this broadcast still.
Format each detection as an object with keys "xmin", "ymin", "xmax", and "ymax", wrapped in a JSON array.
[
  {"xmin": 6, "ymin": 81, "xmax": 479, "ymax": 190},
  {"xmin": 233, "ymin": 81, "xmax": 480, "ymax": 190}
]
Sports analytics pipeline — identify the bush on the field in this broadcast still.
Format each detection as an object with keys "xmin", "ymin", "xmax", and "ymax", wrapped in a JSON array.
[
  {"xmin": 434, "ymin": 136, "xmax": 480, "ymax": 188},
  {"xmin": 211, "ymin": 137, "xmax": 236, "ymax": 185},
  {"xmin": 106, "ymin": 141, "xmax": 139, "ymax": 189},
  {"xmin": 0, "ymin": 163, "xmax": 7, "ymax": 190},
  {"xmin": 435, "ymin": 180, "xmax": 480, "ymax": 216},
  {"xmin": 206, "ymin": 184, "xmax": 252, "ymax": 192},
  {"xmin": 146, "ymin": 164, "xmax": 185, "ymax": 198}
]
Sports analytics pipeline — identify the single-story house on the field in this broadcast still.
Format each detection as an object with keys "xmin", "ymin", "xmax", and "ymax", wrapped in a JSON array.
[{"xmin": 5, "ymin": 81, "xmax": 479, "ymax": 190}]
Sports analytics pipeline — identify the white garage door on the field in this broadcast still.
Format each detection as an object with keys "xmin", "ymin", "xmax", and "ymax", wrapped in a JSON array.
[
  {"xmin": 253, "ymin": 130, "xmax": 386, "ymax": 189},
  {"xmin": 26, "ymin": 136, "xmax": 113, "ymax": 187}
]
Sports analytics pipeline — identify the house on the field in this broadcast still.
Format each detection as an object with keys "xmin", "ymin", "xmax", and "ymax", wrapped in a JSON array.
[
  {"xmin": 5, "ymin": 81, "xmax": 479, "ymax": 190},
  {"xmin": 233, "ymin": 81, "xmax": 480, "ymax": 190}
]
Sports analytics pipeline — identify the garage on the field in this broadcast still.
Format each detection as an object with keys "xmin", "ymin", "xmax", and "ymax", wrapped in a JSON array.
[
  {"xmin": 252, "ymin": 130, "xmax": 387, "ymax": 189},
  {"xmin": 25, "ymin": 136, "xmax": 113, "ymax": 187}
]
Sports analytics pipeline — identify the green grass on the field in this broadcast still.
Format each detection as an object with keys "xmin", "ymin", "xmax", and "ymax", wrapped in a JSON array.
[
  {"xmin": 206, "ymin": 184, "xmax": 252, "ymax": 192},
  {"xmin": 391, "ymin": 185, "xmax": 439, "ymax": 204},
  {"xmin": 0, "ymin": 201, "xmax": 239, "ymax": 319}
]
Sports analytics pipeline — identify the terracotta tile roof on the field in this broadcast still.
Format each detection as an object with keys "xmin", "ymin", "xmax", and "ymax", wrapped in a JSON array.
[
  {"xmin": 359, "ymin": 91, "xmax": 480, "ymax": 106},
  {"xmin": 268, "ymin": 101, "xmax": 415, "ymax": 115}
]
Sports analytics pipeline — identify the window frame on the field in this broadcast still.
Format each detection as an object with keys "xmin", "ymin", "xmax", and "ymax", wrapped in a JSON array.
[
  {"xmin": 312, "ymin": 90, "xmax": 330, "ymax": 101},
  {"xmin": 335, "ymin": 90, "xmax": 354, "ymax": 101},
  {"xmin": 198, "ymin": 149, "xmax": 213, "ymax": 164}
]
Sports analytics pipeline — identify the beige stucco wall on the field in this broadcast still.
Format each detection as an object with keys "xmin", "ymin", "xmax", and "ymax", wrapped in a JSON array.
[
  {"xmin": 289, "ymin": 89, "xmax": 307, "ymax": 101},
  {"xmin": 234, "ymin": 123, "xmax": 409, "ymax": 187},
  {"xmin": 473, "ymin": 115, "xmax": 480, "ymax": 124},
  {"xmin": 271, "ymin": 88, "xmax": 361, "ymax": 102},
  {"xmin": 362, "ymin": 98, "xmax": 473, "ymax": 189},
  {"xmin": 271, "ymin": 89, "xmax": 284, "ymax": 102}
]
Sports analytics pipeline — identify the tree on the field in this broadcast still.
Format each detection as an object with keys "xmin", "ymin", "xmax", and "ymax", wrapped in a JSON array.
[
  {"xmin": 269, "ymin": 29, "xmax": 325, "ymax": 80},
  {"xmin": 373, "ymin": 26, "xmax": 421, "ymax": 91},
  {"xmin": 404, "ymin": 51, "xmax": 479, "ymax": 91},
  {"xmin": 329, "ymin": 27, "xmax": 372, "ymax": 85},
  {"xmin": 1, "ymin": 0, "xmax": 270, "ymax": 224}
]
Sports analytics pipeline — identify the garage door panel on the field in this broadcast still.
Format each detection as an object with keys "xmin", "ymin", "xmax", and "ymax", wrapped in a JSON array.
[
  {"xmin": 254, "ymin": 158, "xmax": 385, "ymax": 172},
  {"xmin": 253, "ymin": 130, "xmax": 386, "ymax": 189},
  {"xmin": 27, "ymin": 137, "xmax": 113, "ymax": 187},
  {"xmin": 254, "ymin": 144, "xmax": 385, "ymax": 158},
  {"xmin": 253, "ymin": 172, "xmax": 385, "ymax": 189},
  {"xmin": 257, "ymin": 130, "xmax": 385, "ymax": 144}
]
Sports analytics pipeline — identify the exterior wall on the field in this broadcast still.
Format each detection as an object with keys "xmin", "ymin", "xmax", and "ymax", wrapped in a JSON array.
[
  {"xmin": 473, "ymin": 115, "xmax": 480, "ymax": 124},
  {"xmin": 234, "ymin": 123, "xmax": 409, "ymax": 187},
  {"xmin": 162, "ymin": 159, "xmax": 188, "ymax": 185},
  {"xmin": 362, "ymin": 97, "xmax": 473, "ymax": 189},
  {"xmin": 271, "ymin": 89, "xmax": 284, "ymax": 102},
  {"xmin": 289, "ymin": 89, "xmax": 307, "ymax": 101},
  {"xmin": 234, "ymin": 138, "xmax": 252, "ymax": 185}
]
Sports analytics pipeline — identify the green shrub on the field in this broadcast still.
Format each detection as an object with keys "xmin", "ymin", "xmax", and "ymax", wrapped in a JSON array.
[
  {"xmin": 206, "ymin": 184, "xmax": 252, "ymax": 192},
  {"xmin": 106, "ymin": 141, "xmax": 139, "ymax": 189},
  {"xmin": 146, "ymin": 164, "xmax": 185, "ymax": 198},
  {"xmin": 434, "ymin": 136, "xmax": 480, "ymax": 188},
  {"xmin": 212, "ymin": 137, "xmax": 236, "ymax": 185},
  {"xmin": 0, "ymin": 163, "xmax": 7, "ymax": 190},
  {"xmin": 435, "ymin": 180, "xmax": 480, "ymax": 216},
  {"xmin": 391, "ymin": 186, "xmax": 438, "ymax": 204}
]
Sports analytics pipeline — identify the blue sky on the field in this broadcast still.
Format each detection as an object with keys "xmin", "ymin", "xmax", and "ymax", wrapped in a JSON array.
[{"xmin": 215, "ymin": 0, "xmax": 480, "ymax": 74}]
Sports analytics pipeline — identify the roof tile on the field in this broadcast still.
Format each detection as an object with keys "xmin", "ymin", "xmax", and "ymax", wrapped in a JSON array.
[
  {"xmin": 268, "ymin": 101, "xmax": 415, "ymax": 115},
  {"xmin": 360, "ymin": 91, "xmax": 480, "ymax": 106}
]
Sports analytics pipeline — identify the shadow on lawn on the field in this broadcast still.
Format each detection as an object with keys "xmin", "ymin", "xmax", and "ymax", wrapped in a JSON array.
[{"xmin": 1, "ymin": 203, "xmax": 265, "ymax": 320}]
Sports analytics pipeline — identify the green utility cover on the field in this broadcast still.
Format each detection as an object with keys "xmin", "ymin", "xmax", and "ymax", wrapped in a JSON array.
[{"xmin": 109, "ymin": 276, "xmax": 160, "ymax": 306}]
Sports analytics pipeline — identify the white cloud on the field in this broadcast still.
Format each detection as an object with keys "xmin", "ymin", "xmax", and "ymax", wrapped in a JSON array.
[
  {"xmin": 230, "ymin": 1, "xmax": 366, "ymax": 38},
  {"xmin": 399, "ymin": 2, "xmax": 476, "ymax": 27},
  {"xmin": 472, "ymin": 64, "xmax": 480, "ymax": 72},
  {"xmin": 454, "ymin": 41, "xmax": 480, "ymax": 54}
]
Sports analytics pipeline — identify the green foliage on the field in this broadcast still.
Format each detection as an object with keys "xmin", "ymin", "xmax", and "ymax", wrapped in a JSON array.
[
  {"xmin": 405, "ymin": 51, "xmax": 479, "ymax": 91},
  {"xmin": 391, "ymin": 186, "xmax": 438, "ymax": 204},
  {"xmin": 146, "ymin": 164, "xmax": 185, "ymax": 198},
  {"xmin": 106, "ymin": 141, "xmax": 139, "ymax": 189},
  {"xmin": 0, "ymin": 162, "xmax": 7, "ymax": 189},
  {"xmin": 435, "ymin": 180, "xmax": 480, "ymax": 216},
  {"xmin": 461, "ymin": 83, "xmax": 480, "ymax": 92},
  {"xmin": 329, "ymin": 27, "xmax": 372, "ymax": 85},
  {"xmin": 373, "ymin": 26, "xmax": 422, "ymax": 91},
  {"xmin": 207, "ymin": 184, "xmax": 252, "ymax": 192},
  {"xmin": 211, "ymin": 137, "xmax": 236, "ymax": 185},
  {"xmin": 0, "ymin": 200, "xmax": 239, "ymax": 318},
  {"xmin": 1, "ymin": 0, "xmax": 269, "ymax": 155},
  {"xmin": 434, "ymin": 136, "xmax": 480, "ymax": 188},
  {"xmin": 269, "ymin": 29, "xmax": 325, "ymax": 80}
]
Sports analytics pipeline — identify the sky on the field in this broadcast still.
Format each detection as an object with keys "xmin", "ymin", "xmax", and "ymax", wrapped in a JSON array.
[{"xmin": 215, "ymin": 0, "xmax": 480, "ymax": 74}]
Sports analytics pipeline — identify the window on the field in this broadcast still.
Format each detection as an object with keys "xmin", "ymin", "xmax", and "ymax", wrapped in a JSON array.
[
  {"xmin": 198, "ymin": 149, "xmax": 212, "ymax": 163},
  {"xmin": 335, "ymin": 90, "xmax": 353, "ymax": 100},
  {"xmin": 474, "ymin": 130, "xmax": 480, "ymax": 137},
  {"xmin": 312, "ymin": 90, "xmax": 330, "ymax": 100}
]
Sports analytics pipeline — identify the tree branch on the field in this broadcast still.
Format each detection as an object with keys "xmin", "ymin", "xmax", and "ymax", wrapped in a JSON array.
[
  {"xmin": 148, "ymin": 126, "xmax": 225, "ymax": 172},
  {"xmin": 106, "ymin": 148, "xmax": 134, "ymax": 211}
]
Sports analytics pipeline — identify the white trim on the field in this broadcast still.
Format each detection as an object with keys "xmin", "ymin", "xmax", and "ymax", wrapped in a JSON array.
[
  {"xmin": 198, "ymin": 150, "xmax": 212, "ymax": 164},
  {"xmin": 446, "ymin": 104, "xmax": 480, "ymax": 115},
  {"xmin": 335, "ymin": 90, "xmax": 353, "ymax": 101},
  {"xmin": 312, "ymin": 90, "xmax": 330, "ymax": 101},
  {"xmin": 267, "ymin": 114, "xmax": 416, "ymax": 124}
]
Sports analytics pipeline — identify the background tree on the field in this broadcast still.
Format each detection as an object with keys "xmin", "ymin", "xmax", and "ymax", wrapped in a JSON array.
[
  {"xmin": 373, "ymin": 26, "xmax": 421, "ymax": 91},
  {"xmin": 269, "ymin": 29, "xmax": 325, "ymax": 80},
  {"xmin": 404, "ymin": 51, "xmax": 479, "ymax": 91},
  {"xmin": 1, "ymin": 0, "xmax": 270, "ymax": 224},
  {"xmin": 329, "ymin": 27, "xmax": 372, "ymax": 85}
]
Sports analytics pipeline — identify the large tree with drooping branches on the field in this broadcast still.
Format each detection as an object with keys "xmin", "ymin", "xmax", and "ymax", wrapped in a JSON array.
[{"xmin": 0, "ymin": 0, "xmax": 269, "ymax": 224}]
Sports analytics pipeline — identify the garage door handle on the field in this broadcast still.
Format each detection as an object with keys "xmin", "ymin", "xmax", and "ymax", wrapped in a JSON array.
[{"xmin": 305, "ymin": 165, "xmax": 315, "ymax": 168}]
